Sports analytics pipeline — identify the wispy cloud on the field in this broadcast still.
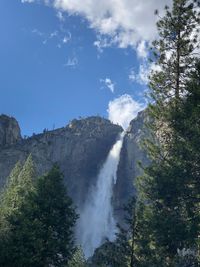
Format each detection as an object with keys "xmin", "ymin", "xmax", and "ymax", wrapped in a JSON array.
[
  {"xmin": 31, "ymin": 27, "xmax": 71, "ymax": 48},
  {"xmin": 107, "ymin": 94, "xmax": 145, "ymax": 130},
  {"xmin": 94, "ymin": 36, "xmax": 111, "ymax": 53},
  {"xmin": 50, "ymin": 31, "xmax": 58, "ymax": 38},
  {"xmin": 64, "ymin": 56, "xmax": 78, "ymax": 68},
  {"xmin": 32, "ymin": 28, "xmax": 44, "ymax": 37},
  {"xmin": 100, "ymin": 78, "xmax": 115, "ymax": 93},
  {"xmin": 129, "ymin": 63, "xmax": 149, "ymax": 86},
  {"xmin": 32, "ymin": 28, "xmax": 57, "ymax": 45},
  {"xmin": 22, "ymin": 0, "xmax": 172, "ymax": 57},
  {"xmin": 56, "ymin": 11, "xmax": 65, "ymax": 21},
  {"xmin": 129, "ymin": 61, "xmax": 162, "ymax": 86},
  {"xmin": 62, "ymin": 32, "xmax": 71, "ymax": 44},
  {"xmin": 21, "ymin": 0, "xmax": 34, "ymax": 3}
]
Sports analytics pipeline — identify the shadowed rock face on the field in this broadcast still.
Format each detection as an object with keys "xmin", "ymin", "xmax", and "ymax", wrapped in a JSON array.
[
  {"xmin": 0, "ymin": 112, "xmax": 149, "ymax": 221},
  {"xmin": 114, "ymin": 110, "xmax": 150, "ymax": 222},
  {"xmin": 0, "ymin": 116, "xmax": 122, "ymax": 209},
  {"xmin": 0, "ymin": 114, "xmax": 22, "ymax": 147}
]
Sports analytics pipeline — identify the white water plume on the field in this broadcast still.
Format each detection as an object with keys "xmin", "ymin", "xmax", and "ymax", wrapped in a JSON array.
[{"xmin": 78, "ymin": 131, "xmax": 125, "ymax": 258}]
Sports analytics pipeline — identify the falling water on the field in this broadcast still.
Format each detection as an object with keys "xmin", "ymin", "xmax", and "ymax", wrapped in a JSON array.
[{"xmin": 78, "ymin": 131, "xmax": 125, "ymax": 258}]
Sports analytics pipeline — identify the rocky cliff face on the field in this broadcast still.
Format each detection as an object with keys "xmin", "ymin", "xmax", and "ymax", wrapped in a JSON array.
[
  {"xmin": 114, "ymin": 110, "xmax": 150, "ymax": 221},
  {"xmin": 0, "ymin": 112, "xmax": 149, "ymax": 220},
  {"xmin": 0, "ymin": 114, "xmax": 22, "ymax": 147},
  {"xmin": 0, "ymin": 116, "xmax": 122, "ymax": 209}
]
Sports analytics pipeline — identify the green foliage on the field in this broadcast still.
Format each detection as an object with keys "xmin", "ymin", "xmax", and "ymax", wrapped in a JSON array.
[
  {"xmin": 91, "ymin": 240, "xmax": 123, "ymax": 267},
  {"xmin": 175, "ymin": 248, "xmax": 199, "ymax": 267},
  {"xmin": 150, "ymin": 0, "xmax": 200, "ymax": 103},
  {"xmin": 0, "ymin": 155, "xmax": 35, "ymax": 217},
  {"xmin": 0, "ymin": 155, "xmax": 36, "ymax": 265},
  {"xmin": 68, "ymin": 246, "xmax": 87, "ymax": 267},
  {"xmin": 136, "ymin": 60, "xmax": 200, "ymax": 267},
  {"xmin": 135, "ymin": 1, "xmax": 200, "ymax": 266},
  {"xmin": 0, "ymin": 161, "xmax": 78, "ymax": 267}
]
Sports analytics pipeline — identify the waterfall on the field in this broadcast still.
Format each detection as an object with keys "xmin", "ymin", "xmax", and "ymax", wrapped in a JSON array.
[{"xmin": 78, "ymin": 131, "xmax": 125, "ymax": 258}]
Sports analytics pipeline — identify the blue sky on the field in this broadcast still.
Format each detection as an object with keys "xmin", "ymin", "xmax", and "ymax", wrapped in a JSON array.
[{"xmin": 0, "ymin": 0, "xmax": 171, "ymax": 136}]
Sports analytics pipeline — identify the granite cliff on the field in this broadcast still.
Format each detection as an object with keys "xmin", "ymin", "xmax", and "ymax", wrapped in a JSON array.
[
  {"xmin": 0, "ymin": 114, "xmax": 22, "ymax": 147},
  {"xmin": 114, "ymin": 110, "xmax": 149, "ymax": 221},
  {"xmin": 0, "ymin": 112, "xmax": 148, "ymax": 219}
]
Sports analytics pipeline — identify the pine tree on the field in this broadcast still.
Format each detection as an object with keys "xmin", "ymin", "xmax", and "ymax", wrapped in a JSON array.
[
  {"xmin": 68, "ymin": 246, "xmax": 88, "ymax": 267},
  {"xmin": 173, "ymin": 62, "xmax": 200, "ymax": 259},
  {"xmin": 134, "ymin": 200, "xmax": 156, "ymax": 267},
  {"xmin": 5, "ymin": 165, "xmax": 78, "ymax": 267},
  {"xmin": 135, "ymin": 62, "xmax": 200, "ymax": 267},
  {"xmin": 135, "ymin": 1, "xmax": 200, "ymax": 266},
  {"xmin": 0, "ymin": 161, "xmax": 22, "ymax": 226},
  {"xmin": 0, "ymin": 155, "xmax": 36, "ymax": 265},
  {"xmin": 0, "ymin": 161, "xmax": 23, "ymax": 263},
  {"xmin": 91, "ymin": 239, "xmax": 124, "ymax": 267},
  {"xmin": 151, "ymin": 0, "xmax": 200, "ymax": 102},
  {"xmin": 149, "ymin": 0, "xmax": 200, "ymax": 154},
  {"xmin": 0, "ymin": 155, "xmax": 35, "ymax": 216}
]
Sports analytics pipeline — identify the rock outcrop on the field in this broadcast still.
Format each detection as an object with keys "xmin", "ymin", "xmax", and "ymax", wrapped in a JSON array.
[{"xmin": 0, "ymin": 114, "xmax": 22, "ymax": 147}]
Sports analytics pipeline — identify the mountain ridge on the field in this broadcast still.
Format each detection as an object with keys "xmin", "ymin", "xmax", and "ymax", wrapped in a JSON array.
[{"xmin": 0, "ymin": 112, "xmax": 148, "ymax": 225}]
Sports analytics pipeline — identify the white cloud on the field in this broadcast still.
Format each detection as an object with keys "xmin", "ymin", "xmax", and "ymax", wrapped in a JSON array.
[
  {"xmin": 107, "ymin": 94, "xmax": 145, "ymax": 130},
  {"xmin": 94, "ymin": 36, "xmax": 112, "ymax": 53},
  {"xmin": 137, "ymin": 40, "xmax": 148, "ymax": 59},
  {"xmin": 129, "ymin": 69, "xmax": 136, "ymax": 83},
  {"xmin": 129, "ymin": 58, "xmax": 164, "ymax": 86},
  {"xmin": 138, "ymin": 64, "xmax": 149, "ymax": 85},
  {"xmin": 22, "ymin": 0, "xmax": 172, "ymax": 56},
  {"xmin": 53, "ymin": 0, "xmax": 172, "ymax": 54},
  {"xmin": 129, "ymin": 63, "xmax": 149, "ymax": 85},
  {"xmin": 150, "ymin": 62, "xmax": 162, "ymax": 73},
  {"xmin": 100, "ymin": 78, "xmax": 115, "ymax": 93}
]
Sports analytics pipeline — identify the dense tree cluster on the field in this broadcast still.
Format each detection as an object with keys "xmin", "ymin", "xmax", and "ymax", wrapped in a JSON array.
[
  {"xmin": 134, "ymin": 0, "xmax": 200, "ymax": 266},
  {"xmin": 0, "ymin": 157, "xmax": 77, "ymax": 267}
]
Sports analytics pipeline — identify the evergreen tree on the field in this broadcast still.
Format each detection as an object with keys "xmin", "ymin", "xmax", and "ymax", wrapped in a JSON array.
[
  {"xmin": 68, "ymin": 246, "xmax": 88, "ymax": 267},
  {"xmin": 151, "ymin": 0, "xmax": 200, "ymax": 103},
  {"xmin": 149, "ymin": 0, "xmax": 200, "ymax": 156},
  {"xmin": 0, "ymin": 161, "xmax": 22, "ymax": 229},
  {"xmin": 91, "ymin": 239, "xmax": 125, "ymax": 267},
  {"xmin": 134, "ymin": 200, "xmax": 157, "ymax": 267},
  {"xmin": 0, "ymin": 155, "xmax": 36, "ymax": 265},
  {"xmin": 0, "ymin": 155, "xmax": 35, "ymax": 217},
  {"xmin": 135, "ymin": 0, "xmax": 200, "ymax": 266},
  {"xmin": 5, "ymin": 165, "xmax": 78, "ymax": 267}
]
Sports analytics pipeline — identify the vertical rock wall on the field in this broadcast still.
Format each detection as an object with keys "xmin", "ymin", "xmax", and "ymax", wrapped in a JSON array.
[
  {"xmin": 0, "ymin": 114, "xmax": 22, "ymax": 147},
  {"xmin": 114, "ymin": 110, "xmax": 150, "ymax": 222}
]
